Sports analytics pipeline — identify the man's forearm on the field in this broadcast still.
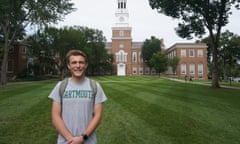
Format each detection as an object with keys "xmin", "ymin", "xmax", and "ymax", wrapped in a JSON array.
[
  {"xmin": 83, "ymin": 104, "xmax": 103, "ymax": 136},
  {"xmin": 52, "ymin": 115, "xmax": 73, "ymax": 141},
  {"xmin": 52, "ymin": 101, "xmax": 73, "ymax": 141}
]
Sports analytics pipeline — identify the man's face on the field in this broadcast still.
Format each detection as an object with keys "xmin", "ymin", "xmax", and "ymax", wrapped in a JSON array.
[{"xmin": 67, "ymin": 55, "xmax": 88, "ymax": 80}]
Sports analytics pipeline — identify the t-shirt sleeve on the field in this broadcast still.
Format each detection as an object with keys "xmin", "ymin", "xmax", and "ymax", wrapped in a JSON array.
[
  {"xmin": 48, "ymin": 82, "xmax": 61, "ymax": 103},
  {"xmin": 95, "ymin": 82, "xmax": 107, "ymax": 104}
]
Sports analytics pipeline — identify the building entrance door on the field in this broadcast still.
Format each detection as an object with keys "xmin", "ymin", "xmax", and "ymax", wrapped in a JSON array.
[{"xmin": 117, "ymin": 63, "xmax": 126, "ymax": 76}]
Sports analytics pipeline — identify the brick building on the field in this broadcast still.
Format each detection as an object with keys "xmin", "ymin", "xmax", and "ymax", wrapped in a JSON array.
[
  {"xmin": 106, "ymin": 0, "xmax": 208, "ymax": 79},
  {"xmin": 166, "ymin": 43, "xmax": 208, "ymax": 80},
  {"xmin": 0, "ymin": 42, "xmax": 29, "ymax": 79},
  {"xmin": 105, "ymin": 0, "xmax": 164, "ymax": 76},
  {"xmin": 1, "ymin": 0, "xmax": 208, "ymax": 80}
]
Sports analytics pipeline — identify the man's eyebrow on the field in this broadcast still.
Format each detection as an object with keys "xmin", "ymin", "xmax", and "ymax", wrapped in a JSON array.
[{"xmin": 70, "ymin": 60, "xmax": 85, "ymax": 63}]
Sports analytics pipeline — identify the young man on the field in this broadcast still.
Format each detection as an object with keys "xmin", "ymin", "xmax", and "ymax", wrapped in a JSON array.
[{"xmin": 48, "ymin": 50, "xmax": 107, "ymax": 144}]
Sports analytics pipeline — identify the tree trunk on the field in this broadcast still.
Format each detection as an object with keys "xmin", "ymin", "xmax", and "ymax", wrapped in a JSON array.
[
  {"xmin": 211, "ymin": 45, "xmax": 220, "ymax": 88},
  {"xmin": 223, "ymin": 60, "xmax": 227, "ymax": 82},
  {"xmin": 0, "ymin": 35, "xmax": 9, "ymax": 85}
]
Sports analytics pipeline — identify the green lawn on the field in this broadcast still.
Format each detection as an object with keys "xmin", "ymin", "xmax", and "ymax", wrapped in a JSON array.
[{"xmin": 0, "ymin": 76, "xmax": 240, "ymax": 144}]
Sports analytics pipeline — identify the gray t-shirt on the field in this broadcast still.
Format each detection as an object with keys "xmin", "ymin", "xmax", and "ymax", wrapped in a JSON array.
[{"xmin": 48, "ymin": 77, "xmax": 107, "ymax": 144}]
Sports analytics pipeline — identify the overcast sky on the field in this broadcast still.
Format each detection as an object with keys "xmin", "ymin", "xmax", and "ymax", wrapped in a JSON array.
[{"xmin": 57, "ymin": 0, "xmax": 240, "ymax": 48}]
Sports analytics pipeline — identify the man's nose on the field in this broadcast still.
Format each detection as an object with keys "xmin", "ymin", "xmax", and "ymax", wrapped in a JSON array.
[{"xmin": 76, "ymin": 62, "xmax": 81, "ymax": 67}]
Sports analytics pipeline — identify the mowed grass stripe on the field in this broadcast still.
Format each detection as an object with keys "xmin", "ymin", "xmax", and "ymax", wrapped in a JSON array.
[
  {"xmin": 98, "ymin": 77, "xmax": 240, "ymax": 144},
  {"xmin": 0, "ymin": 81, "xmax": 57, "ymax": 143},
  {"xmin": 101, "ymin": 80, "xmax": 208, "ymax": 143},
  {"xmin": 137, "ymin": 80, "xmax": 240, "ymax": 137},
  {"xmin": 0, "ymin": 82, "xmax": 43, "ymax": 100},
  {"xmin": 92, "ymin": 76, "xmax": 159, "ymax": 82},
  {"xmin": 0, "ymin": 77, "xmax": 240, "ymax": 144},
  {"xmin": 0, "ymin": 82, "xmax": 56, "ymax": 119},
  {"xmin": 98, "ymin": 81, "xmax": 169, "ymax": 144}
]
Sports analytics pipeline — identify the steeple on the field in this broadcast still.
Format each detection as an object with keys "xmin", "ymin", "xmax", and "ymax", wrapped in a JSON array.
[
  {"xmin": 118, "ymin": 0, "xmax": 126, "ymax": 9},
  {"xmin": 115, "ymin": 0, "xmax": 129, "ymax": 27}
]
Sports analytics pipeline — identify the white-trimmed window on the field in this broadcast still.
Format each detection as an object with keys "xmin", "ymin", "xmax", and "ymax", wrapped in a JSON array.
[
  {"xmin": 132, "ymin": 67, "xmax": 137, "ymax": 75},
  {"xmin": 116, "ymin": 50, "xmax": 127, "ymax": 62},
  {"xmin": 197, "ymin": 49, "xmax": 203, "ymax": 57},
  {"xmin": 139, "ymin": 52, "xmax": 143, "ymax": 62},
  {"xmin": 7, "ymin": 60, "xmax": 14, "ymax": 73},
  {"xmin": 22, "ymin": 46, "xmax": 27, "ymax": 54},
  {"xmin": 139, "ymin": 67, "xmax": 143, "ymax": 74},
  {"xmin": 181, "ymin": 49, "xmax": 186, "ymax": 57},
  {"xmin": 132, "ymin": 52, "xmax": 137, "ymax": 62},
  {"xmin": 119, "ymin": 30, "xmax": 124, "ymax": 36},
  {"xmin": 173, "ymin": 50, "xmax": 176, "ymax": 57},
  {"xmin": 145, "ymin": 67, "xmax": 150, "ymax": 74},
  {"xmin": 198, "ymin": 64, "xmax": 203, "ymax": 74},
  {"xmin": 190, "ymin": 64, "xmax": 195, "ymax": 74},
  {"xmin": 170, "ymin": 50, "xmax": 176, "ymax": 58},
  {"xmin": 189, "ymin": 49, "xmax": 194, "ymax": 57},
  {"xmin": 181, "ymin": 64, "xmax": 186, "ymax": 74}
]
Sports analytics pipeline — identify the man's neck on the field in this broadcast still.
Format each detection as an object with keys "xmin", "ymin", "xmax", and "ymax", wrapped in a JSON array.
[{"xmin": 70, "ymin": 76, "xmax": 85, "ymax": 83}]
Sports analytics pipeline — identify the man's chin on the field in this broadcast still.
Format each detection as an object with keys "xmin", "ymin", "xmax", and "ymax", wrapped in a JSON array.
[{"xmin": 72, "ymin": 72, "xmax": 84, "ymax": 77}]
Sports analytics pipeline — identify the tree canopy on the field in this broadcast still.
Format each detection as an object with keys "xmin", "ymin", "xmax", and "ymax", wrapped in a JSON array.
[
  {"xmin": 201, "ymin": 30, "xmax": 240, "ymax": 81},
  {"xmin": 141, "ymin": 36, "xmax": 162, "ymax": 68},
  {"xmin": 28, "ymin": 26, "xmax": 113, "ymax": 77},
  {"xmin": 168, "ymin": 56, "xmax": 179, "ymax": 75},
  {"xmin": 149, "ymin": 0, "xmax": 240, "ymax": 88},
  {"xmin": 0, "ymin": 0, "xmax": 75, "ymax": 85},
  {"xmin": 150, "ymin": 51, "xmax": 168, "ymax": 77}
]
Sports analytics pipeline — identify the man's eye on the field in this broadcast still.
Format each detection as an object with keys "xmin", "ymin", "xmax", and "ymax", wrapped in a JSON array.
[{"xmin": 71, "ymin": 61, "xmax": 85, "ymax": 64}]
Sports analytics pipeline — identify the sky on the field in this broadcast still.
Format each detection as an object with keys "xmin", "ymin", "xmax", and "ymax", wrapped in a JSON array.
[{"xmin": 57, "ymin": 0, "xmax": 240, "ymax": 48}]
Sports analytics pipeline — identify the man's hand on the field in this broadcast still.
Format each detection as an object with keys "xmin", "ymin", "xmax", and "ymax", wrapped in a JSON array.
[{"xmin": 67, "ymin": 136, "xmax": 84, "ymax": 144}]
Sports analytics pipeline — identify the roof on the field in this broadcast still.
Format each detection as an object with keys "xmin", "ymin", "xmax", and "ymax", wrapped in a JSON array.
[{"xmin": 166, "ymin": 43, "xmax": 207, "ymax": 52}]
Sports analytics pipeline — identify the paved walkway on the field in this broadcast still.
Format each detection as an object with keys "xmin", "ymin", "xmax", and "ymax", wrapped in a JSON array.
[{"xmin": 167, "ymin": 78, "xmax": 240, "ymax": 90}]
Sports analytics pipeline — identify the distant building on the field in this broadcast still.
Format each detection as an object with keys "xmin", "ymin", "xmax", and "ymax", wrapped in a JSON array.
[
  {"xmin": 166, "ymin": 43, "xmax": 208, "ymax": 80},
  {"xmin": 106, "ymin": 0, "xmax": 164, "ymax": 76},
  {"xmin": 106, "ymin": 0, "xmax": 208, "ymax": 79},
  {"xmin": 1, "ymin": 0, "xmax": 208, "ymax": 80},
  {"xmin": 0, "ymin": 42, "xmax": 29, "ymax": 79}
]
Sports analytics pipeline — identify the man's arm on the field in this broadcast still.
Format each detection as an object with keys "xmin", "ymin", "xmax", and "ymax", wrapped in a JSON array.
[
  {"xmin": 83, "ymin": 103, "xmax": 103, "ymax": 137},
  {"xmin": 51, "ymin": 101, "xmax": 74, "ymax": 143}
]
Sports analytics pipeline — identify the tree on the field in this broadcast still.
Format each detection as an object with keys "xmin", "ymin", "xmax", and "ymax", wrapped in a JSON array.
[
  {"xmin": 218, "ymin": 31, "xmax": 240, "ymax": 82},
  {"xmin": 150, "ymin": 51, "xmax": 168, "ymax": 77},
  {"xmin": 149, "ymin": 0, "xmax": 240, "ymax": 88},
  {"xmin": 47, "ymin": 26, "xmax": 86, "ymax": 76},
  {"xmin": 82, "ymin": 28, "xmax": 109, "ymax": 75},
  {"xmin": 168, "ymin": 56, "xmax": 179, "ymax": 74},
  {"xmin": 28, "ymin": 28, "xmax": 62, "ymax": 76},
  {"xmin": 141, "ymin": 36, "xmax": 162, "ymax": 74},
  {"xmin": 100, "ymin": 53, "xmax": 114, "ymax": 75},
  {"xmin": 28, "ymin": 26, "xmax": 112, "ymax": 76},
  {"xmin": 201, "ymin": 31, "xmax": 240, "ymax": 81},
  {"xmin": 200, "ymin": 37, "xmax": 212, "ymax": 63},
  {"xmin": 0, "ymin": 0, "xmax": 75, "ymax": 85}
]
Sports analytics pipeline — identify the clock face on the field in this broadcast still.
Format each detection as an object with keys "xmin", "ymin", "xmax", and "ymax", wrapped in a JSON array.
[
  {"xmin": 119, "ymin": 16, "xmax": 124, "ymax": 22},
  {"xmin": 119, "ymin": 44, "xmax": 124, "ymax": 48}
]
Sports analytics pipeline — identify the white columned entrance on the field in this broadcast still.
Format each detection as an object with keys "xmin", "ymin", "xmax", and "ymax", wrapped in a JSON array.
[{"xmin": 117, "ymin": 63, "xmax": 126, "ymax": 76}]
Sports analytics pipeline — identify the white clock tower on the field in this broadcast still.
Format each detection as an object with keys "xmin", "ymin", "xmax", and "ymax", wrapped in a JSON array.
[
  {"xmin": 115, "ymin": 0, "xmax": 129, "ymax": 27},
  {"xmin": 112, "ymin": 0, "xmax": 132, "ymax": 76}
]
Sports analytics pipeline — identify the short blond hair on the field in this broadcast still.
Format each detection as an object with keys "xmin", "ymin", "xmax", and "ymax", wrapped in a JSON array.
[{"xmin": 66, "ymin": 50, "xmax": 88, "ymax": 64}]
